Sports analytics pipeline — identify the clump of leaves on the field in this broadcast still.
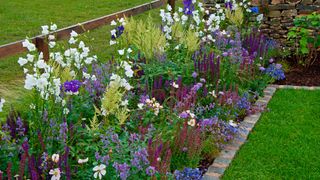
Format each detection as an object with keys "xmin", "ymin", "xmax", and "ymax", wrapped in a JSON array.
[
  {"xmin": 225, "ymin": 7, "xmax": 244, "ymax": 28},
  {"xmin": 288, "ymin": 12, "xmax": 320, "ymax": 67},
  {"xmin": 121, "ymin": 16, "xmax": 166, "ymax": 62}
]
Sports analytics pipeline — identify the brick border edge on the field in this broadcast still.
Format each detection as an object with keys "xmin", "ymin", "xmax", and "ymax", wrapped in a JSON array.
[{"xmin": 202, "ymin": 84, "xmax": 320, "ymax": 180}]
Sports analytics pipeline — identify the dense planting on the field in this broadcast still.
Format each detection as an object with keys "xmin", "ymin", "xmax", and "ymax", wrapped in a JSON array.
[{"xmin": 0, "ymin": 0, "xmax": 285, "ymax": 179}]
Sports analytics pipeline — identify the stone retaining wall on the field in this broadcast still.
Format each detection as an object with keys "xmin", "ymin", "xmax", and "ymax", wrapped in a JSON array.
[
  {"xmin": 257, "ymin": 0, "xmax": 320, "ymax": 45},
  {"xmin": 204, "ymin": 0, "xmax": 320, "ymax": 46}
]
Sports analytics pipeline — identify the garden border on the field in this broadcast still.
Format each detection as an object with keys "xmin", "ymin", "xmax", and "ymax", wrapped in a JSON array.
[{"xmin": 203, "ymin": 84, "xmax": 320, "ymax": 180}]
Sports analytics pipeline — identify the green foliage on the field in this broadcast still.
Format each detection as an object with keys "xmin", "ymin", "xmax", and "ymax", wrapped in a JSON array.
[
  {"xmin": 100, "ymin": 80, "xmax": 129, "ymax": 127},
  {"xmin": 121, "ymin": 17, "xmax": 166, "ymax": 62},
  {"xmin": 225, "ymin": 7, "xmax": 244, "ymax": 28},
  {"xmin": 287, "ymin": 13, "xmax": 320, "ymax": 67}
]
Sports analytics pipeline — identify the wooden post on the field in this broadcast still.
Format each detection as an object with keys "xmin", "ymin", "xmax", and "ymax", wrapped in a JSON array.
[
  {"xmin": 35, "ymin": 37, "xmax": 49, "ymax": 61},
  {"xmin": 168, "ymin": 0, "xmax": 175, "ymax": 12}
]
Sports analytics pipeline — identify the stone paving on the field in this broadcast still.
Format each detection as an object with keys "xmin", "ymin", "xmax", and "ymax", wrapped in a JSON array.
[{"xmin": 202, "ymin": 85, "xmax": 320, "ymax": 180}]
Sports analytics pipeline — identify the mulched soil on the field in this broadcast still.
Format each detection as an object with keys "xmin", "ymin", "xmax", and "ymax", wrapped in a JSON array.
[{"xmin": 276, "ymin": 59, "xmax": 320, "ymax": 86}]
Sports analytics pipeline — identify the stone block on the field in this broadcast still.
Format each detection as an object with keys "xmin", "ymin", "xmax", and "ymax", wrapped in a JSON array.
[
  {"xmin": 268, "ymin": 4, "xmax": 295, "ymax": 10},
  {"xmin": 285, "ymin": 0, "xmax": 302, "ymax": 4},
  {"xmin": 301, "ymin": 0, "xmax": 313, "ymax": 5},
  {"xmin": 268, "ymin": 10, "xmax": 281, "ymax": 17},
  {"xmin": 271, "ymin": 0, "xmax": 285, "ymax": 4},
  {"xmin": 281, "ymin": 9, "xmax": 298, "ymax": 16},
  {"xmin": 297, "ymin": 4, "xmax": 320, "ymax": 11}
]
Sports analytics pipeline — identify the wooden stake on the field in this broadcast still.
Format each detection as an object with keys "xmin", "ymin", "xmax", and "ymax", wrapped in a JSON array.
[{"xmin": 35, "ymin": 37, "xmax": 49, "ymax": 61}]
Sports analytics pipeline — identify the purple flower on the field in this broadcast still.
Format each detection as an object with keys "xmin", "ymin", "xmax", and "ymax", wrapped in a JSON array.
[
  {"xmin": 192, "ymin": 71, "xmax": 198, "ymax": 78},
  {"xmin": 183, "ymin": 0, "xmax": 195, "ymax": 15},
  {"xmin": 259, "ymin": 66, "xmax": 265, "ymax": 71},
  {"xmin": 179, "ymin": 112, "xmax": 189, "ymax": 119},
  {"xmin": 222, "ymin": 52, "xmax": 228, "ymax": 57},
  {"xmin": 62, "ymin": 80, "xmax": 82, "ymax": 93},
  {"xmin": 111, "ymin": 25, "xmax": 125, "ymax": 39},
  {"xmin": 269, "ymin": 58, "xmax": 274, "ymax": 63},
  {"xmin": 113, "ymin": 162, "xmax": 130, "ymax": 180},
  {"xmin": 146, "ymin": 166, "xmax": 156, "ymax": 176}
]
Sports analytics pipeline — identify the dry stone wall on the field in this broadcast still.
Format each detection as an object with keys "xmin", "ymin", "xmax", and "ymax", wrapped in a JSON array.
[{"xmin": 204, "ymin": 0, "xmax": 320, "ymax": 46}]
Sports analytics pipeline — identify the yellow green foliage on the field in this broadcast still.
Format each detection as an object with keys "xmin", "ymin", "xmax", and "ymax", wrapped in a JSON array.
[
  {"xmin": 171, "ymin": 22, "xmax": 200, "ymax": 54},
  {"xmin": 122, "ymin": 16, "xmax": 166, "ymax": 61},
  {"xmin": 50, "ymin": 62, "xmax": 74, "ymax": 82},
  {"xmin": 182, "ymin": 29, "xmax": 200, "ymax": 53},
  {"xmin": 225, "ymin": 7, "xmax": 244, "ymax": 28},
  {"xmin": 100, "ymin": 80, "xmax": 129, "ymax": 126}
]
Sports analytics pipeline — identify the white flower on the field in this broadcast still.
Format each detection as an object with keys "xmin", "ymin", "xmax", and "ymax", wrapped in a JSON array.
[
  {"xmin": 137, "ymin": 103, "xmax": 144, "ymax": 110},
  {"xmin": 93, "ymin": 164, "xmax": 106, "ymax": 179},
  {"xmin": 24, "ymin": 74, "xmax": 37, "ymax": 90},
  {"xmin": 22, "ymin": 39, "xmax": 36, "ymax": 52},
  {"xmin": 70, "ymin": 30, "xmax": 78, "ymax": 37},
  {"xmin": 23, "ymin": 68, "xmax": 28, "ymax": 73},
  {"xmin": 63, "ymin": 108, "xmax": 69, "ymax": 115},
  {"xmin": 27, "ymin": 54, "xmax": 34, "ymax": 62},
  {"xmin": 51, "ymin": 154, "xmax": 59, "ymax": 163},
  {"xmin": 36, "ymin": 60, "xmax": 47, "ymax": 69},
  {"xmin": 121, "ymin": 100, "xmax": 129, "ymax": 106},
  {"xmin": 257, "ymin": 14, "xmax": 264, "ymax": 23},
  {"xmin": 167, "ymin": 4, "xmax": 172, "ymax": 11},
  {"xmin": 78, "ymin": 157, "xmax": 89, "ymax": 164},
  {"xmin": 127, "ymin": 48, "xmax": 132, "ymax": 54},
  {"xmin": 48, "ymin": 35, "xmax": 55, "ymax": 41},
  {"xmin": 110, "ymin": 29, "xmax": 117, "ymax": 36},
  {"xmin": 125, "ymin": 69, "xmax": 134, "ymax": 78},
  {"xmin": 209, "ymin": 90, "xmax": 217, "ymax": 98},
  {"xmin": 68, "ymin": 37, "xmax": 77, "ymax": 44},
  {"xmin": 215, "ymin": 4, "xmax": 221, "ymax": 9},
  {"xmin": 229, "ymin": 120, "xmax": 238, "ymax": 127},
  {"xmin": 18, "ymin": 57, "xmax": 28, "ymax": 66},
  {"xmin": 91, "ymin": 75, "xmax": 97, "ymax": 81},
  {"xmin": 172, "ymin": 82, "xmax": 179, "ymax": 89},
  {"xmin": 118, "ymin": 49, "xmax": 125, "ymax": 55},
  {"xmin": 83, "ymin": 72, "xmax": 91, "ymax": 79},
  {"xmin": 49, "ymin": 168, "xmax": 61, "ymax": 180},
  {"xmin": 187, "ymin": 119, "xmax": 196, "ymax": 127},
  {"xmin": 0, "ymin": 98, "xmax": 5, "ymax": 112},
  {"xmin": 110, "ymin": 40, "xmax": 117, "ymax": 46},
  {"xmin": 41, "ymin": 25, "xmax": 49, "ymax": 35},
  {"xmin": 111, "ymin": 20, "xmax": 117, "ymax": 26},
  {"xmin": 50, "ymin": 24, "xmax": 57, "ymax": 31},
  {"xmin": 49, "ymin": 41, "xmax": 56, "ymax": 48}
]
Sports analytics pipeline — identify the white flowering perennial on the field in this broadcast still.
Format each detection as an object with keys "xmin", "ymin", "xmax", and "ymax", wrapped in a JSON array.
[
  {"xmin": 0, "ymin": 98, "xmax": 5, "ymax": 112},
  {"xmin": 145, "ymin": 98, "xmax": 163, "ymax": 116},
  {"xmin": 18, "ymin": 24, "xmax": 97, "ymax": 103}
]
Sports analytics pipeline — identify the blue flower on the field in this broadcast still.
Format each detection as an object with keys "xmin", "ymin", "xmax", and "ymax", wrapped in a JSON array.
[
  {"xmin": 265, "ymin": 63, "xmax": 285, "ymax": 80},
  {"xmin": 250, "ymin": 7, "xmax": 259, "ymax": 13}
]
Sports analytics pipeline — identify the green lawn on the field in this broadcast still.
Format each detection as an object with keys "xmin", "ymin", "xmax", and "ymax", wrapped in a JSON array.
[
  {"xmin": 223, "ymin": 89, "xmax": 320, "ymax": 179},
  {"xmin": 0, "ymin": 0, "xmax": 153, "ymax": 45}
]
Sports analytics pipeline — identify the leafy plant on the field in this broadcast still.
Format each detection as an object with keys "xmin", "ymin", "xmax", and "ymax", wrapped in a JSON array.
[{"xmin": 287, "ymin": 13, "xmax": 320, "ymax": 67}]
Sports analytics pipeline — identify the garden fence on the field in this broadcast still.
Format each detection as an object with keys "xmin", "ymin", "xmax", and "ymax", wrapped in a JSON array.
[{"xmin": 0, "ymin": 0, "xmax": 175, "ymax": 61}]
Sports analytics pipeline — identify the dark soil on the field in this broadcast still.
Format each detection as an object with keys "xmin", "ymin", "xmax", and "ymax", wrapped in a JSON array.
[{"xmin": 276, "ymin": 59, "xmax": 320, "ymax": 86}]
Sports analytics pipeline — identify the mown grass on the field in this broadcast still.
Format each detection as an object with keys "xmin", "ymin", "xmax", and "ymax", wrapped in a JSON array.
[
  {"xmin": 0, "ymin": 0, "xmax": 173, "ymax": 118},
  {"xmin": 0, "ymin": 0, "xmax": 153, "ymax": 45},
  {"xmin": 223, "ymin": 89, "xmax": 320, "ymax": 179}
]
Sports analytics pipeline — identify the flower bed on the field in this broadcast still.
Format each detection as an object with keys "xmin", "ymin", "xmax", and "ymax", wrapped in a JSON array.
[{"xmin": 0, "ymin": 0, "xmax": 286, "ymax": 179}]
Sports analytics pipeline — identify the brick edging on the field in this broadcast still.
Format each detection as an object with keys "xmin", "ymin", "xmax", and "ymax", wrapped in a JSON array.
[
  {"xmin": 202, "ymin": 85, "xmax": 277, "ymax": 180},
  {"xmin": 203, "ymin": 84, "xmax": 320, "ymax": 180}
]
